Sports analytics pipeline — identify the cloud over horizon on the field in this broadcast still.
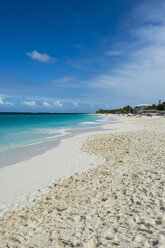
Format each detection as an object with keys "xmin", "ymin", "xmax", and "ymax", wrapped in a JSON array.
[
  {"xmin": 42, "ymin": 101, "xmax": 51, "ymax": 107},
  {"xmin": 22, "ymin": 101, "xmax": 37, "ymax": 107},
  {"xmin": 0, "ymin": 97, "xmax": 13, "ymax": 106},
  {"xmin": 54, "ymin": 100, "xmax": 63, "ymax": 107},
  {"xmin": 73, "ymin": 102, "xmax": 79, "ymax": 107}
]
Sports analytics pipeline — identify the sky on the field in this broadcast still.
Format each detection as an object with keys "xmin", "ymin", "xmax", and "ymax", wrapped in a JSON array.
[{"xmin": 0, "ymin": 0, "xmax": 165, "ymax": 112}]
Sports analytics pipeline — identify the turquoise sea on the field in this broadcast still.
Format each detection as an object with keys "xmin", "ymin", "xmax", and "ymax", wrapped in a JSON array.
[{"xmin": 0, "ymin": 113, "xmax": 104, "ymax": 150}]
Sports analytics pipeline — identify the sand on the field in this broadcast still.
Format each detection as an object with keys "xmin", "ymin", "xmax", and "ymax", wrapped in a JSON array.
[
  {"xmin": 0, "ymin": 130, "xmax": 106, "ymax": 217},
  {"xmin": 0, "ymin": 115, "xmax": 165, "ymax": 247}
]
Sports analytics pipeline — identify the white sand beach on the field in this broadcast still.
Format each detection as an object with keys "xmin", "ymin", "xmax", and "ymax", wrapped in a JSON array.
[
  {"xmin": 0, "ymin": 128, "xmax": 106, "ymax": 217},
  {"xmin": 0, "ymin": 115, "xmax": 140, "ymax": 216},
  {"xmin": 0, "ymin": 115, "xmax": 165, "ymax": 247}
]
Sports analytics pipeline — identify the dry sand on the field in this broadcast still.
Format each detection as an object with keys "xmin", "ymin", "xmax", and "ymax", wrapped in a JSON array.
[{"xmin": 0, "ymin": 115, "xmax": 165, "ymax": 247}]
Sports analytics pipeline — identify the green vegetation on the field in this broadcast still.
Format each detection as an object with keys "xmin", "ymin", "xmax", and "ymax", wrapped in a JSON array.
[
  {"xmin": 146, "ymin": 102, "xmax": 165, "ymax": 111},
  {"xmin": 96, "ymin": 101, "xmax": 165, "ymax": 114},
  {"xmin": 96, "ymin": 105, "xmax": 133, "ymax": 114},
  {"xmin": 156, "ymin": 102, "xmax": 165, "ymax": 110}
]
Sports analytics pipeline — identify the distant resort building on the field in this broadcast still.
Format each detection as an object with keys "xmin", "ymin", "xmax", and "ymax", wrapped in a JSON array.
[
  {"xmin": 134, "ymin": 104, "xmax": 153, "ymax": 113},
  {"xmin": 134, "ymin": 104, "xmax": 158, "ymax": 115},
  {"xmin": 134, "ymin": 104, "xmax": 165, "ymax": 115}
]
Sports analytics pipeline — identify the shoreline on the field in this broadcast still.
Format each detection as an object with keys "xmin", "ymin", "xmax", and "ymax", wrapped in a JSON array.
[
  {"xmin": 0, "ymin": 114, "xmax": 155, "ymax": 217},
  {"xmin": 0, "ymin": 115, "xmax": 165, "ymax": 247},
  {"xmin": 0, "ymin": 115, "xmax": 163, "ymax": 217},
  {"xmin": 0, "ymin": 115, "xmax": 116, "ymax": 217},
  {"xmin": 0, "ymin": 114, "xmax": 113, "ymax": 169},
  {"xmin": 0, "ymin": 113, "xmax": 103, "ymax": 152}
]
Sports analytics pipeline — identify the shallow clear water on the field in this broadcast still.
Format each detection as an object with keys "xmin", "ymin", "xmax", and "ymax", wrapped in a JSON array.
[{"xmin": 0, "ymin": 114, "xmax": 103, "ymax": 149}]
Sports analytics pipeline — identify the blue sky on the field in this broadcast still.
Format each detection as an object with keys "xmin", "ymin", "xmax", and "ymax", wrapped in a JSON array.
[{"xmin": 0, "ymin": 0, "xmax": 165, "ymax": 112}]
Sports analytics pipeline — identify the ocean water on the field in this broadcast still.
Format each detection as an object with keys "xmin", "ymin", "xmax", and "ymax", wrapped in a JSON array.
[{"xmin": 0, "ymin": 113, "xmax": 104, "ymax": 150}]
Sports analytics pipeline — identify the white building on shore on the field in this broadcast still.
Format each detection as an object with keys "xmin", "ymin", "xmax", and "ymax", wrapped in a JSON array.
[{"xmin": 134, "ymin": 104, "xmax": 153, "ymax": 114}]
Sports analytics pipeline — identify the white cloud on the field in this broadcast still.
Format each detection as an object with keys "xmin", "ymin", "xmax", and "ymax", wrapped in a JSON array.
[
  {"xmin": 0, "ymin": 97, "xmax": 4, "ymax": 104},
  {"xmin": 54, "ymin": 100, "xmax": 63, "ymax": 107},
  {"xmin": 0, "ymin": 97, "xmax": 13, "ymax": 106},
  {"xmin": 42, "ymin": 101, "xmax": 51, "ymax": 107},
  {"xmin": 86, "ymin": 2, "xmax": 165, "ymax": 105},
  {"xmin": 73, "ymin": 102, "xmax": 79, "ymax": 107},
  {"xmin": 22, "ymin": 101, "xmax": 37, "ymax": 107},
  {"xmin": 26, "ymin": 50, "xmax": 56, "ymax": 63}
]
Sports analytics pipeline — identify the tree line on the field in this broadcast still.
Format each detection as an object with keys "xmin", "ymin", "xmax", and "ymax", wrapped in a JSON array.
[{"xmin": 96, "ymin": 102, "xmax": 165, "ymax": 114}]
